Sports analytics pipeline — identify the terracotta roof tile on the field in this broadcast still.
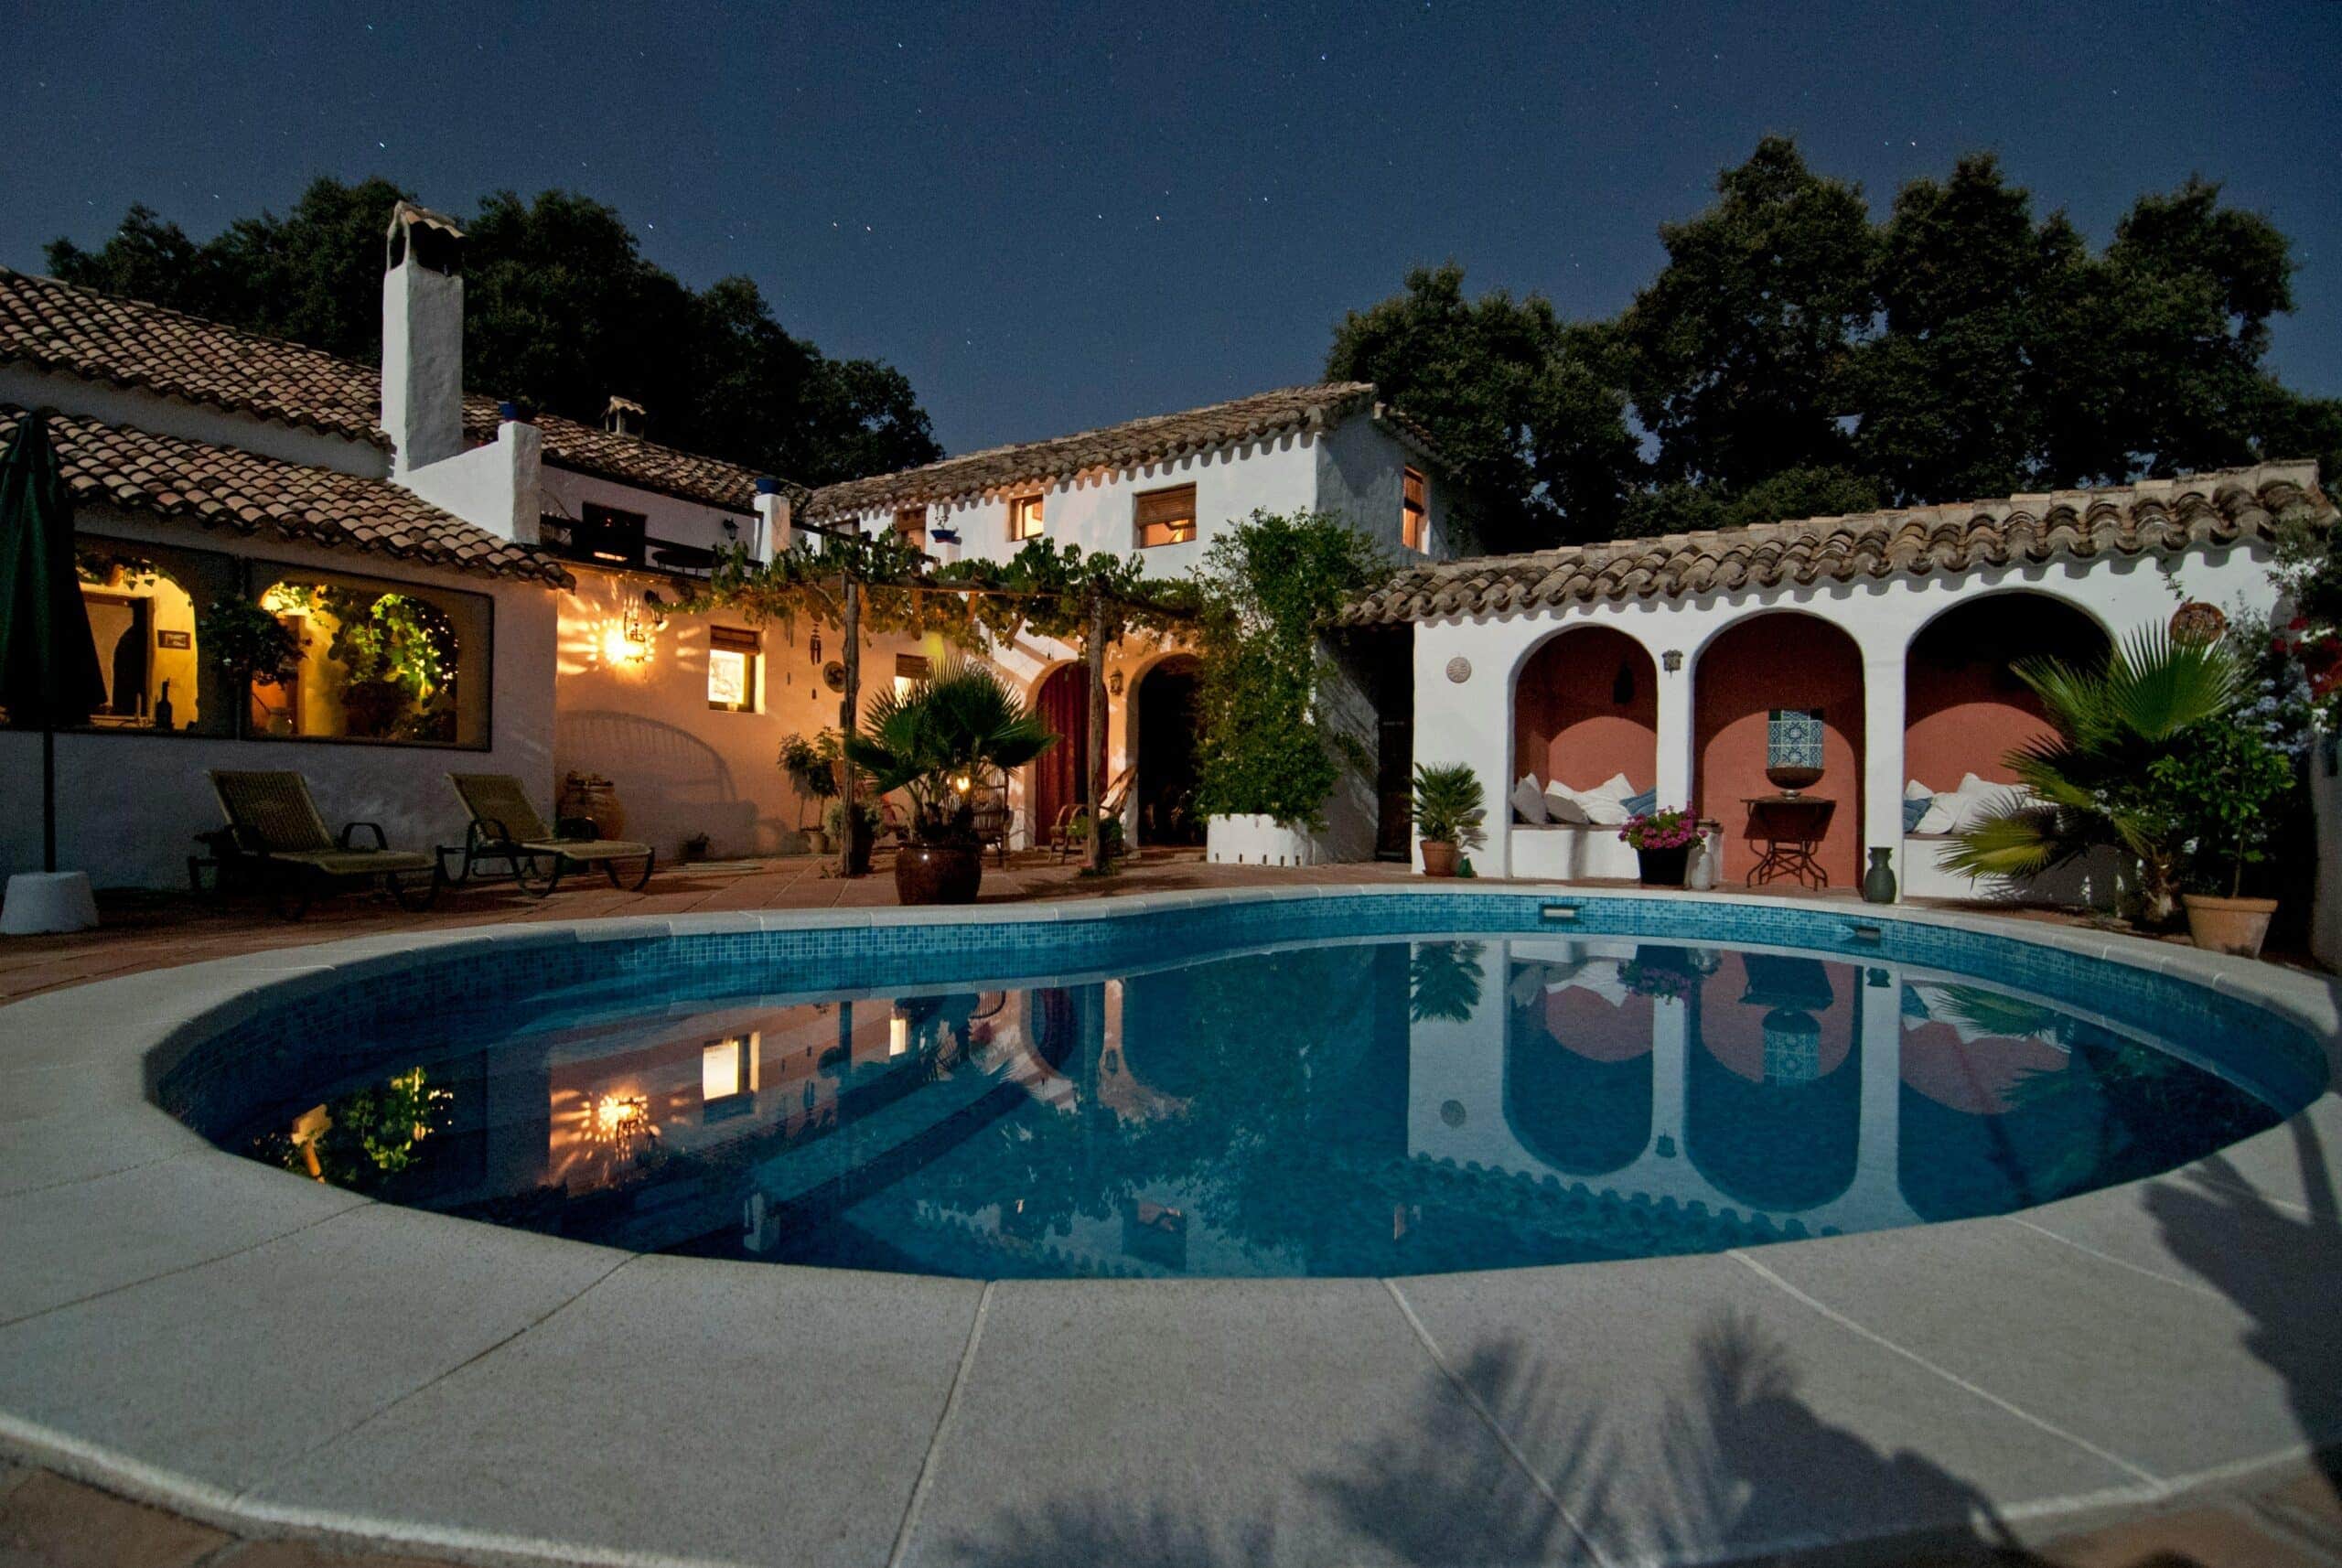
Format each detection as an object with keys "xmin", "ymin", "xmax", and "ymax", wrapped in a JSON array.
[
  {"xmin": 0, "ymin": 267, "xmax": 767, "ymax": 512},
  {"xmin": 5, "ymin": 403, "xmax": 573, "ymax": 587},
  {"xmin": 802, "ymin": 382, "xmax": 1438, "ymax": 521},
  {"xmin": 1337, "ymin": 464, "xmax": 2334, "ymax": 626}
]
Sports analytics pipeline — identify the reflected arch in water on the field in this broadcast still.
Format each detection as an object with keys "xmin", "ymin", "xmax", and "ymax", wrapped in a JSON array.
[
  {"xmin": 1687, "ymin": 953, "xmax": 1862, "ymax": 1214},
  {"xmin": 1502, "ymin": 957, "xmax": 1654, "ymax": 1177}
]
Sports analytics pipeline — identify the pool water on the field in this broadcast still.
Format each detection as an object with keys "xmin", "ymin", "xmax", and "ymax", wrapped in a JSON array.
[{"xmin": 212, "ymin": 931, "xmax": 2288, "ymax": 1279}]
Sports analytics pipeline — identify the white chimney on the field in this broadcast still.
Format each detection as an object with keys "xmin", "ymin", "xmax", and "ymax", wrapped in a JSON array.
[
  {"xmin": 381, "ymin": 201, "xmax": 467, "ymax": 475},
  {"xmin": 753, "ymin": 480, "xmax": 791, "ymax": 564}
]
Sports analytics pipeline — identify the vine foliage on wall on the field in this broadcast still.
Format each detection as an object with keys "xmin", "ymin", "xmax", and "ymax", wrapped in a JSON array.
[{"xmin": 1191, "ymin": 509, "xmax": 1389, "ymax": 828}]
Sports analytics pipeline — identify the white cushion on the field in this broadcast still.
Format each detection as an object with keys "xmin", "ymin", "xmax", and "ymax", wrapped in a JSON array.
[
  {"xmin": 1542, "ymin": 785, "xmax": 1590, "ymax": 825},
  {"xmin": 1582, "ymin": 772, "xmax": 1637, "ymax": 804},
  {"xmin": 1913, "ymin": 795, "xmax": 1962, "ymax": 835},
  {"xmin": 1577, "ymin": 789, "xmax": 1631, "ymax": 826},
  {"xmin": 1510, "ymin": 774, "xmax": 1549, "ymax": 825},
  {"xmin": 1905, "ymin": 779, "xmax": 1934, "ymax": 801}
]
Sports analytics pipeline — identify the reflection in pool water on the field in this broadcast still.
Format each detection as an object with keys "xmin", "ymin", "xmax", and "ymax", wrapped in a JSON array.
[{"xmin": 223, "ymin": 937, "xmax": 2283, "ymax": 1279}]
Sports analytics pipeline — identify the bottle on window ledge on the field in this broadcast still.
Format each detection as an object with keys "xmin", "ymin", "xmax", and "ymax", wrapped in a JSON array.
[{"xmin": 152, "ymin": 679, "xmax": 174, "ymax": 733}]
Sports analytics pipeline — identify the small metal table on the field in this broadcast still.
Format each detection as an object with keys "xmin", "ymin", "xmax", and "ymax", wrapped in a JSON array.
[{"xmin": 1741, "ymin": 795, "xmax": 1835, "ymax": 890}]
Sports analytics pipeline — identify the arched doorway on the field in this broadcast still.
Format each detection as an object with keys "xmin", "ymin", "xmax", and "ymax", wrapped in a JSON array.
[
  {"xmin": 1685, "ymin": 951, "xmax": 1861, "ymax": 1214},
  {"xmin": 1030, "ymin": 664, "xmax": 1090, "ymax": 843},
  {"xmin": 1134, "ymin": 655, "xmax": 1203, "ymax": 845},
  {"xmin": 1694, "ymin": 614, "xmax": 1865, "ymax": 887},
  {"xmin": 1905, "ymin": 594, "xmax": 2107, "ymax": 794},
  {"xmin": 1513, "ymin": 626, "xmax": 1658, "ymax": 793}
]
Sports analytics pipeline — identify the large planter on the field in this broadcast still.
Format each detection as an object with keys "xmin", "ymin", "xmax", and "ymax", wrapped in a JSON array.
[
  {"xmin": 1421, "ymin": 840, "xmax": 1459, "ymax": 878},
  {"xmin": 1205, "ymin": 814, "xmax": 1321, "ymax": 868},
  {"xmin": 2183, "ymin": 893, "xmax": 2279, "ymax": 960},
  {"xmin": 1634, "ymin": 844, "xmax": 1690, "ymax": 887},
  {"xmin": 895, "ymin": 843, "xmax": 983, "ymax": 905}
]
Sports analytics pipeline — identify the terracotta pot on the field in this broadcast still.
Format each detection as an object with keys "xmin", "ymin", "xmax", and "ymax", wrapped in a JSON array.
[
  {"xmin": 1635, "ymin": 844, "xmax": 1690, "ymax": 887},
  {"xmin": 2182, "ymin": 893, "xmax": 2279, "ymax": 960},
  {"xmin": 802, "ymin": 829, "xmax": 830, "ymax": 857},
  {"xmin": 896, "ymin": 843, "xmax": 983, "ymax": 905},
  {"xmin": 1421, "ymin": 840, "xmax": 1458, "ymax": 877}
]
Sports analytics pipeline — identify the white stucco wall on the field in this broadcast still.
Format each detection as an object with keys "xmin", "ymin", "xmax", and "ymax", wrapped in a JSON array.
[
  {"xmin": 1410, "ymin": 547, "xmax": 2283, "ymax": 897},
  {"xmin": 0, "ymin": 508, "xmax": 558, "ymax": 890},
  {"xmin": 1314, "ymin": 414, "xmax": 1451, "ymax": 562},
  {"xmin": 539, "ymin": 466, "xmax": 757, "ymax": 561}
]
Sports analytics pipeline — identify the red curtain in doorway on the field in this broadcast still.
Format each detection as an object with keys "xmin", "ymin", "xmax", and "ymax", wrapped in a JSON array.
[{"xmin": 1033, "ymin": 666, "xmax": 1090, "ymax": 838}]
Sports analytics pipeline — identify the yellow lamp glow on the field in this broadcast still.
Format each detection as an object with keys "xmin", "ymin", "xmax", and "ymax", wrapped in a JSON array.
[{"xmin": 888, "ymin": 1014, "xmax": 910, "ymax": 1058}]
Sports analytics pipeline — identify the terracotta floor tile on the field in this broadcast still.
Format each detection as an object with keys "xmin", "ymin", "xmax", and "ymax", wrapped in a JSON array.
[{"xmin": 0, "ymin": 1472, "xmax": 229, "ymax": 1568}]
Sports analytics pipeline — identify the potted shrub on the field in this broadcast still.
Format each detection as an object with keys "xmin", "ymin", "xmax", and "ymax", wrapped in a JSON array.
[
  {"xmin": 779, "ymin": 730, "xmax": 842, "ymax": 855},
  {"xmin": 843, "ymin": 657, "xmax": 1058, "ymax": 904},
  {"xmin": 2154, "ymin": 712, "xmax": 2296, "ymax": 958},
  {"xmin": 1411, "ymin": 763, "xmax": 1487, "ymax": 877},
  {"xmin": 1620, "ymin": 807, "xmax": 1702, "ymax": 887}
]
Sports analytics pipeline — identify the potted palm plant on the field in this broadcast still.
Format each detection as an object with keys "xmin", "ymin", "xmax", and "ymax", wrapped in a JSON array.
[
  {"xmin": 843, "ymin": 656, "xmax": 1058, "ymax": 904},
  {"xmin": 1619, "ymin": 806, "xmax": 1701, "ymax": 887},
  {"xmin": 1950, "ymin": 627, "xmax": 2279, "ymax": 938},
  {"xmin": 1411, "ymin": 763, "xmax": 1487, "ymax": 877}
]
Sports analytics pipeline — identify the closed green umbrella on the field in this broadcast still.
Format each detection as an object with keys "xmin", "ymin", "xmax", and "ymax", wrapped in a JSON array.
[{"xmin": 0, "ymin": 411, "xmax": 105, "ymax": 874}]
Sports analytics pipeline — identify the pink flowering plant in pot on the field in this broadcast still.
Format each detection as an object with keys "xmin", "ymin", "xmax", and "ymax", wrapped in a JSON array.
[{"xmin": 1619, "ymin": 807, "xmax": 1702, "ymax": 887}]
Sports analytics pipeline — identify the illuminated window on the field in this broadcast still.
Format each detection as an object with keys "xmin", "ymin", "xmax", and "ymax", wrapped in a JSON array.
[
  {"xmin": 893, "ymin": 651, "xmax": 930, "ymax": 701},
  {"xmin": 702, "ymin": 1032, "xmax": 759, "ymax": 1121},
  {"xmin": 708, "ymin": 626, "xmax": 760, "ymax": 713},
  {"xmin": 1402, "ymin": 467, "xmax": 1428, "ymax": 553},
  {"xmin": 250, "ymin": 568, "xmax": 490, "ymax": 747},
  {"xmin": 1134, "ymin": 484, "xmax": 1198, "ymax": 548},
  {"xmin": 48, "ymin": 539, "xmax": 233, "ymax": 736},
  {"xmin": 893, "ymin": 506, "xmax": 927, "ymax": 550},
  {"xmin": 1008, "ymin": 493, "xmax": 1045, "ymax": 542}
]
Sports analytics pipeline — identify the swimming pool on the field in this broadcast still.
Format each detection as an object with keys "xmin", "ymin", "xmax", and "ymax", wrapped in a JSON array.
[{"xmin": 163, "ymin": 892, "xmax": 2326, "ymax": 1282}]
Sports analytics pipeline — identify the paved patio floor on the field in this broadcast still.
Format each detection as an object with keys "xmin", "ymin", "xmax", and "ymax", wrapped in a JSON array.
[{"xmin": 2, "ymin": 853, "xmax": 2335, "ymax": 1568}]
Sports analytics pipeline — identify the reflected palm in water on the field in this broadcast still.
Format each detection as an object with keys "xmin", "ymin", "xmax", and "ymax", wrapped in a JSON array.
[{"xmin": 220, "ymin": 936, "xmax": 2283, "ymax": 1282}]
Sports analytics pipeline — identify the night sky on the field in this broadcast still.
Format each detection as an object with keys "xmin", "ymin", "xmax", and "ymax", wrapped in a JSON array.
[{"xmin": 5, "ymin": 1, "xmax": 2336, "ymax": 456}]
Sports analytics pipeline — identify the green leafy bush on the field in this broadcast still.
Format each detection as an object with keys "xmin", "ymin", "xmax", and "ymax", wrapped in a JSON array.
[
  {"xmin": 1192, "ymin": 510, "xmax": 1386, "ymax": 827},
  {"xmin": 1410, "ymin": 762, "xmax": 1488, "ymax": 850}
]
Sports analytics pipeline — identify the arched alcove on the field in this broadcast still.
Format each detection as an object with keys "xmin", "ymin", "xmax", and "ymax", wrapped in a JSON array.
[
  {"xmin": 1684, "ymin": 952, "xmax": 1861, "ymax": 1214},
  {"xmin": 1513, "ymin": 626, "xmax": 1659, "ymax": 793},
  {"xmin": 1693, "ymin": 613, "xmax": 1864, "ymax": 886},
  {"xmin": 1904, "ymin": 593, "xmax": 2108, "ymax": 793},
  {"xmin": 1502, "ymin": 972, "xmax": 1653, "ymax": 1177}
]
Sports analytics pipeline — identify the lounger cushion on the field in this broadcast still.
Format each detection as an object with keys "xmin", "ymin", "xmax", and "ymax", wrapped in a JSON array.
[
  {"xmin": 268, "ymin": 850, "xmax": 436, "ymax": 877},
  {"xmin": 1541, "ymin": 785, "xmax": 1590, "ymax": 824},
  {"xmin": 1510, "ymin": 774, "xmax": 1549, "ymax": 825},
  {"xmin": 522, "ymin": 838, "xmax": 653, "ymax": 863}
]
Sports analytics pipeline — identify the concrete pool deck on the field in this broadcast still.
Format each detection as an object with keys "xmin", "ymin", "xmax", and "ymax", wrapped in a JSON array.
[{"xmin": 1, "ymin": 881, "xmax": 2339, "ymax": 1568}]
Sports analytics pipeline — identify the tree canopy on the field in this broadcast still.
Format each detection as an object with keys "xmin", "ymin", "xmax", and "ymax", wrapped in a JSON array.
[
  {"xmin": 1330, "ymin": 138, "xmax": 2341, "ymax": 553},
  {"xmin": 46, "ymin": 177, "xmax": 940, "ymax": 488}
]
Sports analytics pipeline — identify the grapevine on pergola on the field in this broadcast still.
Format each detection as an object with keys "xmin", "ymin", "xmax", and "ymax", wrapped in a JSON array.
[{"xmin": 684, "ymin": 529, "xmax": 1198, "ymax": 875}]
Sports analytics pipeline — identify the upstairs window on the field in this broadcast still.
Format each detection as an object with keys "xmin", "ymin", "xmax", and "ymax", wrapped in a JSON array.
[
  {"xmin": 1134, "ymin": 484, "xmax": 1198, "ymax": 548},
  {"xmin": 1008, "ymin": 493, "xmax": 1046, "ymax": 542},
  {"xmin": 1402, "ymin": 467, "xmax": 1428, "ymax": 553},
  {"xmin": 707, "ymin": 626, "xmax": 761, "ymax": 713},
  {"xmin": 893, "ymin": 506, "xmax": 927, "ymax": 551},
  {"xmin": 576, "ymin": 503, "xmax": 648, "ymax": 568}
]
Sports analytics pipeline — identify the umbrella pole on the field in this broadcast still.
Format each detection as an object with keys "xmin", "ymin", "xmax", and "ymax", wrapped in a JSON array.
[{"xmin": 41, "ymin": 722, "xmax": 56, "ymax": 874}]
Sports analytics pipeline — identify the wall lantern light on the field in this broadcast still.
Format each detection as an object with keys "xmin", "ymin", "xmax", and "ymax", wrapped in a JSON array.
[{"xmin": 1661, "ymin": 649, "xmax": 1684, "ymax": 673}]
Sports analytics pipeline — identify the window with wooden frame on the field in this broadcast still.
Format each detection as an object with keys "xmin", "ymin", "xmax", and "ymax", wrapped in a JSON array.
[
  {"xmin": 1402, "ymin": 467, "xmax": 1428, "ymax": 553},
  {"xmin": 1008, "ymin": 493, "xmax": 1046, "ymax": 542},
  {"xmin": 707, "ymin": 626, "xmax": 761, "ymax": 713},
  {"xmin": 893, "ymin": 651, "xmax": 931, "ymax": 700},
  {"xmin": 576, "ymin": 502, "xmax": 648, "ymax": 567},
  {"xmin": 893, "ymin": 506, "xmax": 926, "ymax": 550},
  {"xmin": 1133, "ymin": 484, "xmax": 1198, "ymax": 548}
]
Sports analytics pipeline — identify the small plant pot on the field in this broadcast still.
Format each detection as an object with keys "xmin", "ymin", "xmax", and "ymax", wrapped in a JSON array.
[
  {"xmin": 1635, "ymin": 844, "xmax": 1690, "ymax": 887},
  {"xmin": 895, "ymin": 843, "xmax": 983, "ymax": 905},
  {"xmin": 1420, "ymin": 840, "xmax": 1459, "ymax": 878},
  {"xmin": 2181, "ymin": 894, "xmax": 2279, "ymax": 960},
  {"xmin": 803, "ymin": 829, "xmax": 831, "ymax": 858}
]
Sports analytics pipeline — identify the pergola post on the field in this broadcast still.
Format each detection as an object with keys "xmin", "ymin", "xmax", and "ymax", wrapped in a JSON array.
[
  {"xmin": 837, "ymin": 572, "xmax": 861, "ymax": 878},
  {"xmin": 1084, "ymin": 586, "xmax": 1109, "ymax": 875}
]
